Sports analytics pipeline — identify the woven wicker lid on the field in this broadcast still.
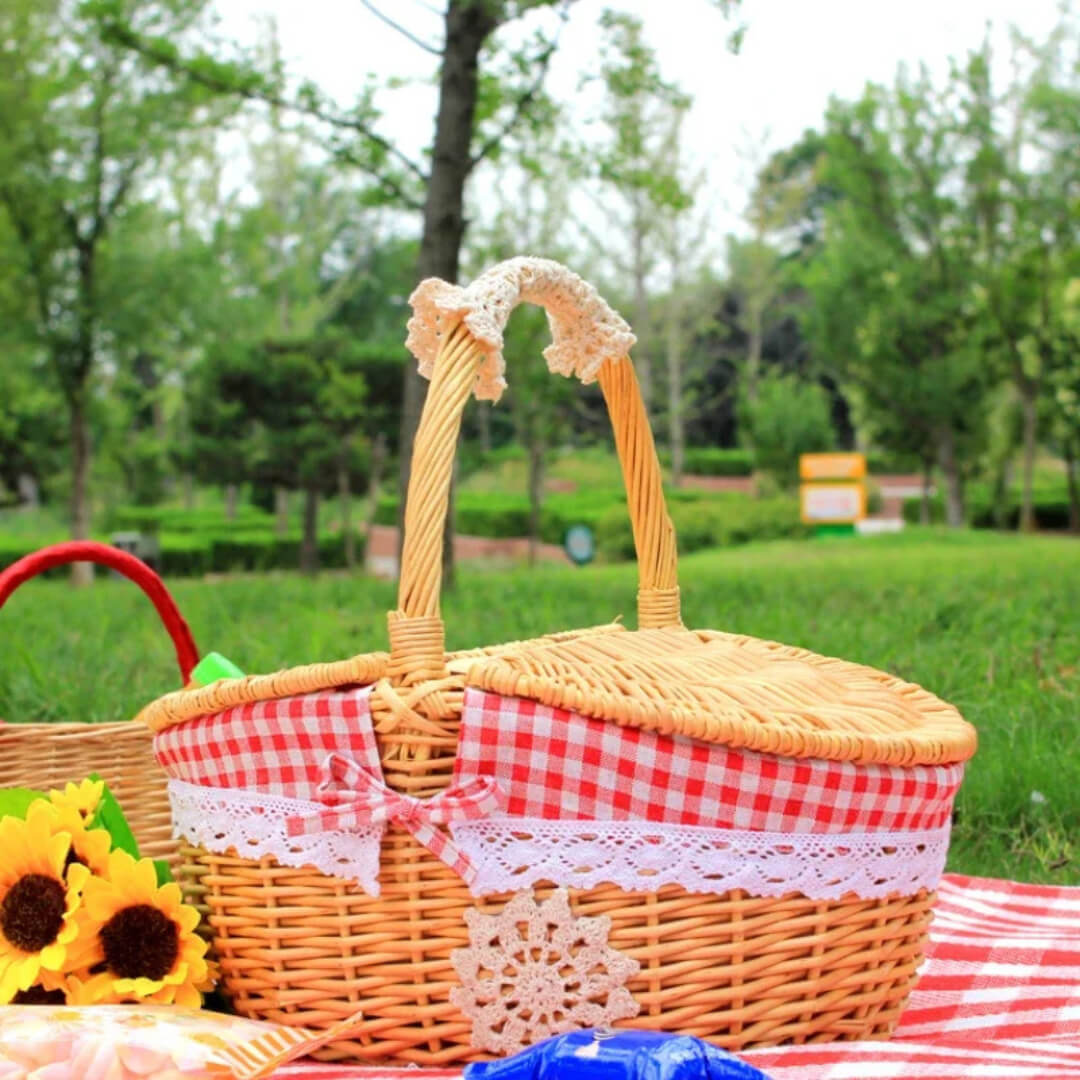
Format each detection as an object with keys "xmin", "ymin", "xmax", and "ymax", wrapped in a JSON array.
[{"xmin": 460, "ymin": 625, "xmax": 976, "ymax": 767}]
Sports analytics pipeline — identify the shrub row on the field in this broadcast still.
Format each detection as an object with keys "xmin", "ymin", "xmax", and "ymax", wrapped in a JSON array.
[
  {"xmin": 596, "ymin": 494, "xmax": 810, "ymax": 562},
  {"xmin": 660, "ymin": 448, "xmax": 755, "ymax": 477},
  {"xmin": 0, "ymin": 530, "xmax": 365, "ymax": 578},
  {"xmin": 107, "ymin": 505, "xmax": 274, "ymax": 534},
  {"xmin": 375, "ymin": 490, "xmax": 634, "ymax": 546},
  {"xmin": 901, "ymin": 487, "xmax": 1075, "ymax": 530}
]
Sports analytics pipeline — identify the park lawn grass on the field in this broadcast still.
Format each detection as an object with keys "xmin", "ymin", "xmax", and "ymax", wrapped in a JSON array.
[{"xmin": 0, "ymin": 528, "xmax": 1076, "ymax": 885}]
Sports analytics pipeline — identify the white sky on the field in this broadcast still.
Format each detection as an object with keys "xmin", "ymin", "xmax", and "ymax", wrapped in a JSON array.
[{"xmin": 211, "ymin": 0, "xmax": 1066, "ymax": 250}]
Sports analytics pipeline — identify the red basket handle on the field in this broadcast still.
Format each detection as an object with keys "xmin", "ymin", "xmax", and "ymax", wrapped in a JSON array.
[{"xmin": 0, "ymin": 541, "xmax": 200, "ymax": 685}]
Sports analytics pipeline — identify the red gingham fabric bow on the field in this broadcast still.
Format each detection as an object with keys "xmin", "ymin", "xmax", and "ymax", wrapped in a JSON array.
[{"xmin": 285, "ymin": 753, "xmax": 503, "ymax": 886}]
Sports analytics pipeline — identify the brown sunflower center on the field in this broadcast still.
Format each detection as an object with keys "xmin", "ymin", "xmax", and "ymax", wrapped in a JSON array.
[
  {"xmin": 0, "ymin": 874, "xmax": 66, "ymax": 953},
  {"xmin": 100, "ymin": 904, "xmax": 179, "ymax": 981},
  {"xmin": 13, "ymin": 985, "xmax": 66, "ymax": 1005}
]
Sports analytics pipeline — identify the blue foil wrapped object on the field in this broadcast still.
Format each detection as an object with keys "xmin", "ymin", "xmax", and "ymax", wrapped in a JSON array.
[{"xmin": 464, "ymin": 1029, "xmax": 771, "ymax": 1080}]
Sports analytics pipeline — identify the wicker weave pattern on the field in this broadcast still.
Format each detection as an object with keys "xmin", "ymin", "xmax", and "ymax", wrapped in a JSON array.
[
  {"xmin": 191, "ymin": 838, "xmax": 933, "ymax": 1065},
  {"xmin": 0, "ymin": 722, "xmax": 178, "ymax": 866},
  {"xmin": 141, "ymin": 259, "xmax": 976, "ymax": 1061}
]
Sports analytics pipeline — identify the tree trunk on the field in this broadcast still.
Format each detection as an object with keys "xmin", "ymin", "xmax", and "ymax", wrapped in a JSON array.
[
  {"xmin": 527, "ymin": 432, "xmax": 544, "ymax": 568},
  {"xmin": 666, "ymin": 281, "xmax": 684, "ymax": 487},
  {"xmin": 274, "ymin": 487, "xmax": 289, "ymax": 537},
  {"xmin": 1064, "ymin": 437, "xmax": 1080, "ymax": 535},
  {"xmin": 1018, "ymin": 384, "xmax": 1038, "ymax": 533},
  {"xmin": 364, "ymin": 431, "xmax": 388, "ymax": 570},
  {"xmin": 300, "ymin": 484, "xmax": 319, "ymax": 575},
  {"xmin": 936, "ymin": 427, "xmax": 965, "ymax": 528},
  {"xmin": 920, "ymin": 457, "xmax": 933, "ymax": 525},
  {"xmin": 746, "ymin": 304, "xmax": 763, "ymax": 406},
  {"xmin": 182, "ymin": 473, "xmax": 195, "ymax": 511},
  {"xmin": 631, "ymin": 197, "xmax": 652, "ymax": 418},
  {"xmin": 17, "ymin": 474, "xmax": 40, "ymax": 509},
  {"xmin": 224, "ymin": 484, "xmax": 238, "ymax": 522},
  {"xmin": 396, "ymin": 0, "xmax": 499, "ymax": 590},
  {"xmin": 338, "ymin": 440, "xmax": 354, "ymax": 570},
  {"xmin": 477, "ymin": 401, "xmax": 492, "ymax": 454},
  {"xmin": 69, "ymin": 393, "xmax": 93, "ymax": 587}
]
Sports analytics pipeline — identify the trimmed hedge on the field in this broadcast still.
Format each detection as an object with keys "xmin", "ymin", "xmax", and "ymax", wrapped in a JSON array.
[
  {"xmin": 866, "ymin": 451, "xmax": 924, "ymax": 476},
  {"xmin": 597, "ymin": 494, "xmax": 810, "ymax": 562},
  {"xmin": 376, "ymin": 490, "xmax": 633, "ymax": 546},
  {"xmin": 107, "ymin": 505, "xmax": 273, "ymax": 534},
  {"xmin": 0, "ymin": 529, "xmax": 365, "ymax": 578},
  {"xmin": 671, "ymin": 448, "xmax": 755, "ymax": 477},
  {"xmin": 901, "ymin": 486, "xmax": 1074, "ymax": 530}
]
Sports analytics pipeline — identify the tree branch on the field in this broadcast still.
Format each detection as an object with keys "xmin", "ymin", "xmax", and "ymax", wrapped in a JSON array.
[
  {"xmin": 104, "ymin": 20, "xmax": 428, "ymax": 189},
  {"xmin": 469, "ymin": 7, "xmax": 571, "ymax": 169},
  {"xmin": 360, "ymin": 0, "xmax": 441, "ymax": 55},
  {"xmin": 331, "ymin": 144, "xmax": 424, "ymax": 211}
]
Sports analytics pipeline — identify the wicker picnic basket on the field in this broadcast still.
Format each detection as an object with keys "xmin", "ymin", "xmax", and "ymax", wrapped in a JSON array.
[
  {"xmin": 0, "ymin": 541, "xmax": 198, "ymax": 867},
  {"xmin": 137, "ymin": 259, "xmax": 977, "ymax": 1065}
]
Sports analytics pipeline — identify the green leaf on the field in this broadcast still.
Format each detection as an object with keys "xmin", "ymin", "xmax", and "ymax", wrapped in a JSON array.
[
  {"xmin": 153, "ymin": 859, "xmax": 174, "ymax": 887},
  {"xmin": 87, "ymin": 774, "xmax": 140, "ymax": 860},
  {"xmin": 0, "ymin": 787, "xmax": 48, "ymax": 821}
]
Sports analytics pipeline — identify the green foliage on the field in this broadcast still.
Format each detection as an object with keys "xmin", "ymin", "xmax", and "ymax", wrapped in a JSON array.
[
  {"xmin": 596, "ymin": 493, "xmax": 809, "ymax": 561},
  {"xmin": 0, "ymin": 524, "xmax": 365, "ymax": 578},
  {"xmin": 376, "ymin": 490, "xmax": 620, "ymax": 546},
  {"xmin": 107, "ymin": 505, "xmax": 272, "ymax": 533},
  {"xmin": 87, "ymin": 774, "xmax": 140, "ymax": 860},
  {"xmin": 902, "ymin": 485, "xmax": 1074, "ymax": 531},
  {"xmin": 865, "ymin": 451, "xmax": 924, "ymax": 475},
  {"xmin": 679, "ymin": 448, "xmax": 755, "ymax": 477},
  {"xmin": 0, "ymin": 788, "xmax": 47, "ymax": 821},
  {"xmin": 742, "ymin": 374, "xmax": 835, "ymax": 489}
]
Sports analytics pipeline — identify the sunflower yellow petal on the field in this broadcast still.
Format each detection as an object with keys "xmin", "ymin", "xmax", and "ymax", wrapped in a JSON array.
[{"xmin": 38, "ymin": 942, "xmax": 66, "ymax": 971}]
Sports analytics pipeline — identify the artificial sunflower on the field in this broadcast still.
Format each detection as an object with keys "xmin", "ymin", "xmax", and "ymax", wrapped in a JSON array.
[
  {"xmin": 66, "ymin": 849, "xmax": 211, "ymax": 1008},
  {"xmin": 0, "ymin": 801, "xmax": 89, "ymax": 1003},
  {"xmin": 48, "ymin": 777, "xmax": 104, "ymax": 825},
  {"xmin": 51, "ymin": 803, "xmax": 112, "ymax": 878}
]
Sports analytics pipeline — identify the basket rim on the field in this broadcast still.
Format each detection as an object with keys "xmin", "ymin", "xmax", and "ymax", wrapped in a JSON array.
[{"xmin": 136, "ymin": 623, "xmax": 974, "ymax": 767}]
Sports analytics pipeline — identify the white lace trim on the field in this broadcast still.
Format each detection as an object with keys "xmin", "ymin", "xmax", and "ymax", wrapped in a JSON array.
[
  {"xmin": 168, "ymin": 780, "xmax": 384, "ymax": 895},
  {"xmin": 451, "ymin": 817, "xmax": 952, "ymax": 901},
  {"xmin": 406, "ymin": 257, "xmax": 636, "ymax": 402},
  {"xmin": 170, "ymin": 782, "xmax": 950, "ymax": 901}
]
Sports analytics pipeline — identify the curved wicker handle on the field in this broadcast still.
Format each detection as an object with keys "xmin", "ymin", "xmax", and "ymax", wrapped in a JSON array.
[
  {"xmin": 0, "ymin": 541, "xmax": 200, "ymax": 684},
  {"xmin": 391, "ymin": 258, "xmax": 679, "ymax": 681}
]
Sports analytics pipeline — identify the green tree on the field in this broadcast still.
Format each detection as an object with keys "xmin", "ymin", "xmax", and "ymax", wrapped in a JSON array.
[
  {"xmin": 798, "ymin": 78, "xmax": 989, "ymax": 525},
  {"xmin": 743, "ymin": 372, "xmax": 834, "ymax": 490},
  {"xmin": 580, "ymin": 10, "xmax": 693, "ymax": 420},
  {"xmin": 955, "ymin": 27, "xmax": 1080, "ymax": 531},
  {"xmin": 0, "ymin": 351, "xmax": 67, "ymax": 506},
  {"xmin": 0, "ymin": 0, "xmax": 226, "ymax": 580}
]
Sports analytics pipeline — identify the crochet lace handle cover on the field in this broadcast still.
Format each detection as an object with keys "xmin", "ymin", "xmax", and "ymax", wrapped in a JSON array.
[{"xmin": 394, "ymin": 257, "xmax": 680, "ymax": 677}]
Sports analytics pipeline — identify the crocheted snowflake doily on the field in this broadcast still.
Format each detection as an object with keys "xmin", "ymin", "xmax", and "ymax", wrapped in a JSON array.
[{"xmin": 449, "ymin": 888, "xmax": 640, "ymax": 1054}]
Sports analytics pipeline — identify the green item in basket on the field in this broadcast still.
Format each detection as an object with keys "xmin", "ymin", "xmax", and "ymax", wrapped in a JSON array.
[{"xmin": 190, "ymin": 651, "xmax": 245, "ymax": 685}]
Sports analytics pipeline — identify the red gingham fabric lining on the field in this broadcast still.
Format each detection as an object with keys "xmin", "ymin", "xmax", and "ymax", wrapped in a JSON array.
[
  {"xmin": 153, "ymin": 687, "xmax": 378, "ymax": 800},
  {"xmin": 154, "ymin": 686, "xmax": 962, "ymax": 835},
  {"xmin": 454, "ymin": 689, "xmax": 963, "ymax": 833},
  {"xmin": 271, "ymin": 874, "xmax": 1080, "ymax": 1080}
]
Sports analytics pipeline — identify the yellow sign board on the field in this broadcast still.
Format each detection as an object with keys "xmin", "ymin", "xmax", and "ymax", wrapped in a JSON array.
[
  {"xmin": 799, "ymin": 453, "xmax": 867, "ymax": 481},
  {"xmin": 800, "ymin": 483, "xmax": 866, "ymax": 524}
]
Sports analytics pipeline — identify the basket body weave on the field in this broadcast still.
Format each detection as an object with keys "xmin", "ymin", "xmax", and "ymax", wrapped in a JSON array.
[
  {"xmin": 139, "ymin": 260, "xmax": 976, "ymax": 1064},
  {"xmin": 0, "ymin": 722, "xmax": 178, "ymax": 867}
]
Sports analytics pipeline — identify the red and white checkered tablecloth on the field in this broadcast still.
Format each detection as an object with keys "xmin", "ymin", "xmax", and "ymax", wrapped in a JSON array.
[{"xmin": 272, "ymin": 874, "xmax": 1080, "ymax": 1080}]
